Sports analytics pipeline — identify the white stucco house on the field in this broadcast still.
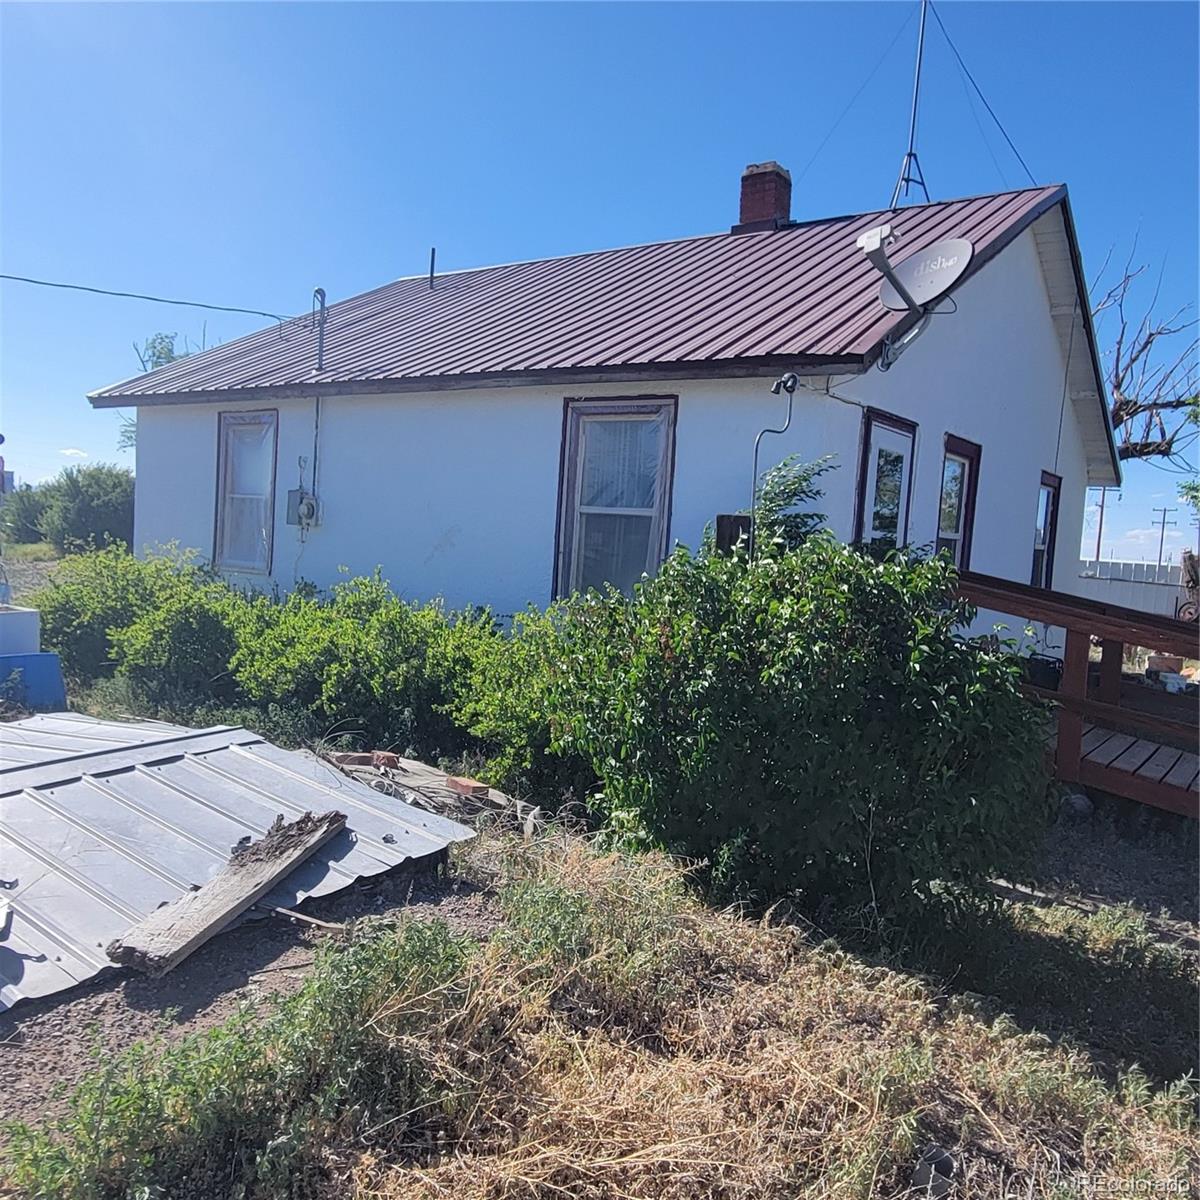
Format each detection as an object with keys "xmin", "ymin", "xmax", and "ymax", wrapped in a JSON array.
[{"xmin": 90, "ymin": 163, "xmax": 1119, "ymax": 615}]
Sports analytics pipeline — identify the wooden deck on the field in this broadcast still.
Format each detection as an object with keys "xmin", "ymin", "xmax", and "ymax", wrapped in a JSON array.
[
  {"xmin": 959, "ymin": 570, "xmax": 1198, "ymax": 820},
  {"xmin": 1078, "ymin": 724, "xmax": 1199, "ymax": 817}
]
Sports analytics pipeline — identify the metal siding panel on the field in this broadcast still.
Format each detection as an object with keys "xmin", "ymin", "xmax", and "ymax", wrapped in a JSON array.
[{"xmin": 0, "ymin": 717, "xmax": 473, "ymax": 1011}]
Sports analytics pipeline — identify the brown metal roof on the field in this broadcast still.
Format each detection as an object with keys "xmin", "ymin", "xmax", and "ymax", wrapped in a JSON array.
[{"xmin": 90, "ymin": 185, "xmax": 1069, "ymax": 403}]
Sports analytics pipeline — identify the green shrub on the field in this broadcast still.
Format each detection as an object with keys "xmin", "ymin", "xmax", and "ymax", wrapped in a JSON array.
[
  {"xmin": 34, "ymin": 463, "xmax": 134, "ymax": 553},
  {"xmin": 231, "ymin": 573, "xmax": 474, "ymax": 757},
  {"xmin": 32, "ymin": 545, "xmax": 212, "ymax": 682},
  {"xmin": 111, "ymin": 583, "xmax": 249, "ymax": 702},
  {"xmin": 547, "ymin": 536, "xmax": 1052, "ymax": 912},
  {"xmin": 750, "ymin": 452, "xmax": 836, "ymax": 551},
  {"xmin": 442, "ymin": 606, "xmax": 595, "ymax": 801},
  {"xmin": 0, "ymin": 483, "xmax": 50, "ymax": 544}
]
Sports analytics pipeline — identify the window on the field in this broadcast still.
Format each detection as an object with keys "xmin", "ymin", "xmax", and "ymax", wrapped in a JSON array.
[
  {"xmin": 556, "ymin": 397, "xmax": 676, "ymax": 595},
  {"xmin": 1031, "ymin": 471, "xmax": 1061, "ymax": 589},
  {"xmin": 855, "ymin": 410, "xmax": 916, "ymax": 552},
  {"xmin": 936, "ymin": 435, "xmax": 981, "ymax": 569},
  {"xmin": 215, "ymin": 411, "xmax": 277, "ymax": 573}
]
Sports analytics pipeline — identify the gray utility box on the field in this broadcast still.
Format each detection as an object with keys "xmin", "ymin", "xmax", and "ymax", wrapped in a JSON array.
[{"xmin": 286, "ymin": 490, "xmax": 319, "ymax": 526}]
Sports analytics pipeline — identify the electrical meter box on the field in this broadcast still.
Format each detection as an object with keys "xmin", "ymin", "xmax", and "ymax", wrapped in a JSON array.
[{"xmin": 286, "ymin": 490, "xmax": 319, "ymax": 526}]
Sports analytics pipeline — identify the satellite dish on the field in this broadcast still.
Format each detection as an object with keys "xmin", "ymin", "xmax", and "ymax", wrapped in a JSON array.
[{"xmin": 880, "ymin": 237, "xmax": 974, "ymax": 311}]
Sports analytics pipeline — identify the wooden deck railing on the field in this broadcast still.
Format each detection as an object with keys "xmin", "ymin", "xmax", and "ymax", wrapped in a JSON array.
[{"xmin": 958, "ymin": 570, "xmax": 1198, "ymax": 819}]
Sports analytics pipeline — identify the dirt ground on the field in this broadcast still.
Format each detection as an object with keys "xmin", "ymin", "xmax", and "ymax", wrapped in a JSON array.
[
  {"xmin": 1, "ymin": 556, "xmax": 57, "ymax": 602},
  {"xmin": 2, "ymin": 803, "xmax": 1195, "ymax": 1141},
  {"xmin": 1030, "ymin": 804, "xmax": 1199, "ymax": 952},
  {"xmin": 0, "ymin": 864, "xmax": 501, "ymax": 1132}
]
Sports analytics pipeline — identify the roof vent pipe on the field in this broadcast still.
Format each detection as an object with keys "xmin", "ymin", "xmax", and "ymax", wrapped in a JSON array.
[{"xmin": 311, "ymin": 287, "xmax": 327, "ymax": 372}]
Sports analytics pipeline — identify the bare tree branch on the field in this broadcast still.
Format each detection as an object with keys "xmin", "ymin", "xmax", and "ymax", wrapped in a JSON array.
[{"xmin": 1095, "ymin": 253, "xmax": 1199, "ymax": 469}]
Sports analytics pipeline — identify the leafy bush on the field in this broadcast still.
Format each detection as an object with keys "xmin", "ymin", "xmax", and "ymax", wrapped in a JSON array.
[
  {"xmin": 547, "ymin": 536, "xmax": 1051, "ymax": 912},
  {"xmin": 750, "ymin": 453, "xmax": 835, "ymax": 551},
  {"xmin": 33, "ymin": 463, "xmax": 134, "ymax": 553},
  {"xmin": 443, "ymin": 607, "xmax": 594, "ymax": 800},
  {"xmin": 0, "ymin": 483, "xmax": 50, "ymax": 544},
  {"xmin": 33, "ymin": 545, "xmax": 211, "ymax": 681},
  {"xmin": 230, "ymin": 573, "xmax": 478, "ymax": 757},
  {"xmin": 110, "ymin": 583, "xmax": 249, "ymax": 703}
]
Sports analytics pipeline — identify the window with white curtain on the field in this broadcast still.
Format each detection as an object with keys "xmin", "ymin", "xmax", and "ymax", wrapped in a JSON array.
[
  {"xmin": 557, "ymin": 398, "xmax": 676, "ymax": 596},
  {"xmin": 215, "ymin": 411, "xmax": 277, "ymax": 573}
]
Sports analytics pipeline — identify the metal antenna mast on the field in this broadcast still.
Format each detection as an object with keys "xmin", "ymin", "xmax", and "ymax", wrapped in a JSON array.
[{"xmin": 891, "ymin": 0, "xmax": 931, "ymax": 207}]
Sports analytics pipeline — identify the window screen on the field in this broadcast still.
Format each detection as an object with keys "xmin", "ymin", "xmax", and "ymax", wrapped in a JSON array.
[{"xmin": 215, "ymin": 411, "xmax": 277, "ymax": 573}]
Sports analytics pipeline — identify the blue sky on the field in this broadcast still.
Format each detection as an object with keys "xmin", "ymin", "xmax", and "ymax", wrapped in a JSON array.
[{"xmin": 2, "ymin": 1, "xmax": 1196, "ymax": 561}]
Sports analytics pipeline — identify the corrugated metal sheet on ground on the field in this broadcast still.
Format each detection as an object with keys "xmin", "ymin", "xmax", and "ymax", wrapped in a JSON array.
[
  {"xmin": 0, "ymin": 713, "xmax": 472, "ymax": 1010},
  {"xmin": 89, "ymin": 185, "xmax": 1066, "ymax": 400}
]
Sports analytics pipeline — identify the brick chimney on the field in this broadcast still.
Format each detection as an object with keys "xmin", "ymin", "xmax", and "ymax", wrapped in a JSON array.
[{"xmin": 732, "ymin": 161, "xmax": 792, "ymax": 233}]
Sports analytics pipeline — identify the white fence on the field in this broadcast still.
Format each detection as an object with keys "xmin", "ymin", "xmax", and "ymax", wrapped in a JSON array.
[{"xmin": 1075, "ymin": 559, "xmax": 1190, "ymax": 618}]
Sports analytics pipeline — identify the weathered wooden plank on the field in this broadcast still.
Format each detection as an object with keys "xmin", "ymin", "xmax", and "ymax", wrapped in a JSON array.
[
  {"xmin": 1163, "ymin": 752, "xmax": 1199, "ymax": 791},
  {"xmin": 106, "ymin": 810, "xmax": 346, "ymax": 976},
  {"xmin": 1023, "ymin": 686, "xmax": 1197, "ymax": 744},
  {"xmin": 1107, "ymin": 738, "xmax": 1164, "ymax": 775},
  {"xmin": 1085, "ymin": 732, "xmax": 1137, "ymax": 767},
  {"xmin": 1135, "ymin": 744, "xmax": 1185, "ymax": 783},
  {"xmin": 1081, "ymin": 725, "xmax": 1116, "ymax": 755},
  {"xmin": 1056, "ymin": 628, "xmax": 1090, "ymax": 784},
  {"xmin": 1079, "ymin": 761, "xmax": 1199, "ymax": 819}
]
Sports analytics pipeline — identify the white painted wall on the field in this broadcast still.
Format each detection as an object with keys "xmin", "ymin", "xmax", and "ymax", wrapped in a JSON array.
[{"xmin": 134, "ymin": 225, "xmax": 1104, "ymax": 616}]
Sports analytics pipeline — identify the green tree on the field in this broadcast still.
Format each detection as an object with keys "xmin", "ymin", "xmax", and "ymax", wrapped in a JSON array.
[
  {"xmin": 37, "ymin": 464, "xmax": 135, "ymax": 553},
  {"xmin": 119, "ymin": 332, "xmax": 192, "ymax": 450},
  {"xmin": 0, "ymin": 483, "xmax": 50, "ymax": 543}
]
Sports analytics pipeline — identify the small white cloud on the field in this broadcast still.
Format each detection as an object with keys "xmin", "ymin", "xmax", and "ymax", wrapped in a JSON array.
[{"xmin": 59, "ymin": 448, "xmax": 89, "ymax": 458}]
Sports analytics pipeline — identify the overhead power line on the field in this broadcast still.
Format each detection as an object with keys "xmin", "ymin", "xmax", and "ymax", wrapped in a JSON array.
[
  {"xmin": 0, "ymin": 272, "xmax": 290, "ymax": 323},
  {"xmin": 928, "ymin": 2, "xmax": 1038, "ymax": 187}
]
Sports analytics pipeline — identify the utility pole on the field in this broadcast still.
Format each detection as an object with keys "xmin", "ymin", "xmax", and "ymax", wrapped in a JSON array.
[
  {"xmin": 1152, "ymin": 506, "xmax": 1177, "ymax": 571},
  {"xmin": 1092, "ymin": 487, "xmax": 1109, "ymax": 564}
]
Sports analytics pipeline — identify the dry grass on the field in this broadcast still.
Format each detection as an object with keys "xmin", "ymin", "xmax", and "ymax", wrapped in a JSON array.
[
  {"xmin": 6, "ymin": 832, "xmax": 1192, "ymax": 1198},
  {"xmin": 345, "ymin": 836, "xmax": 1197, "ymax": 1200}
]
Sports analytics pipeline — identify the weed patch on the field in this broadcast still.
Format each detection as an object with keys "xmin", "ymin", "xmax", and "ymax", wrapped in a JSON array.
[{"xmin": 6, "ymin": 837, "xmax": 1195, "ymax": 1200}]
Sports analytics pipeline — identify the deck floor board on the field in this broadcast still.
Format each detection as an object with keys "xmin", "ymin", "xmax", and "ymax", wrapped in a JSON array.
[
  {"xmin": 1107, "ymin": 738, "xmax": 1166, "ymax": 774},
  {"xmin": 1163, "ymin": 751, "xmax": 1200, "ymax": 791},
  {"xmin": 1084, "ymin": 732, "xmax": 1138, "ymax": 767},
  {"xmin": 1135, "ymin": 744, "xmax": 1185, "ymax": 783}
]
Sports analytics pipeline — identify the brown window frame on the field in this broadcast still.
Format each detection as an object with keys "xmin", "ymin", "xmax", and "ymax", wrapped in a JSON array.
[
  {"xmin": 552, "ymin": 395, "xmax": 678, "ymax": 599},
  {"xmin": 853, "ymin": 408, "xmax": 918, "ymax": 550},
  {"xmin": 937, "ymin": 434, "xmax": 982, "ymax": 570},
  {"xmin": 213, "ymin": 409, "xmax": 279, "ymax": 575},
  {"xmin": 1031, "ymin": 469, "xmax": 1061, "ymax": 590}
]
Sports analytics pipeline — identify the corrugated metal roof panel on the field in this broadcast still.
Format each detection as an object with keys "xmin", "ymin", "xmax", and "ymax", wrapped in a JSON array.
[
  {"xmin": 89, "ymin": 185, "xmax": 1067, "ymax": 401},
  {"xmin": 0, "ymin": 716, "xmax": 473, "ymax": 1010}
]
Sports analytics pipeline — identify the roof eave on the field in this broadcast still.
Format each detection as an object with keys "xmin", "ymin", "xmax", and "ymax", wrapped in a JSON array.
[
  {"xmin": 1055, "ymin": 193, "xmax": 1122, "ymax": 487},
  {"xmin": 87, "ymin": 355, "xmax": 869, "ymax": 408}
]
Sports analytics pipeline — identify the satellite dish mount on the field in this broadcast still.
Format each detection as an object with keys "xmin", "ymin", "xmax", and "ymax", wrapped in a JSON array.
[{"xmin": 856, "ymin": 226, "xmax": 974, "ymax": 370}]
